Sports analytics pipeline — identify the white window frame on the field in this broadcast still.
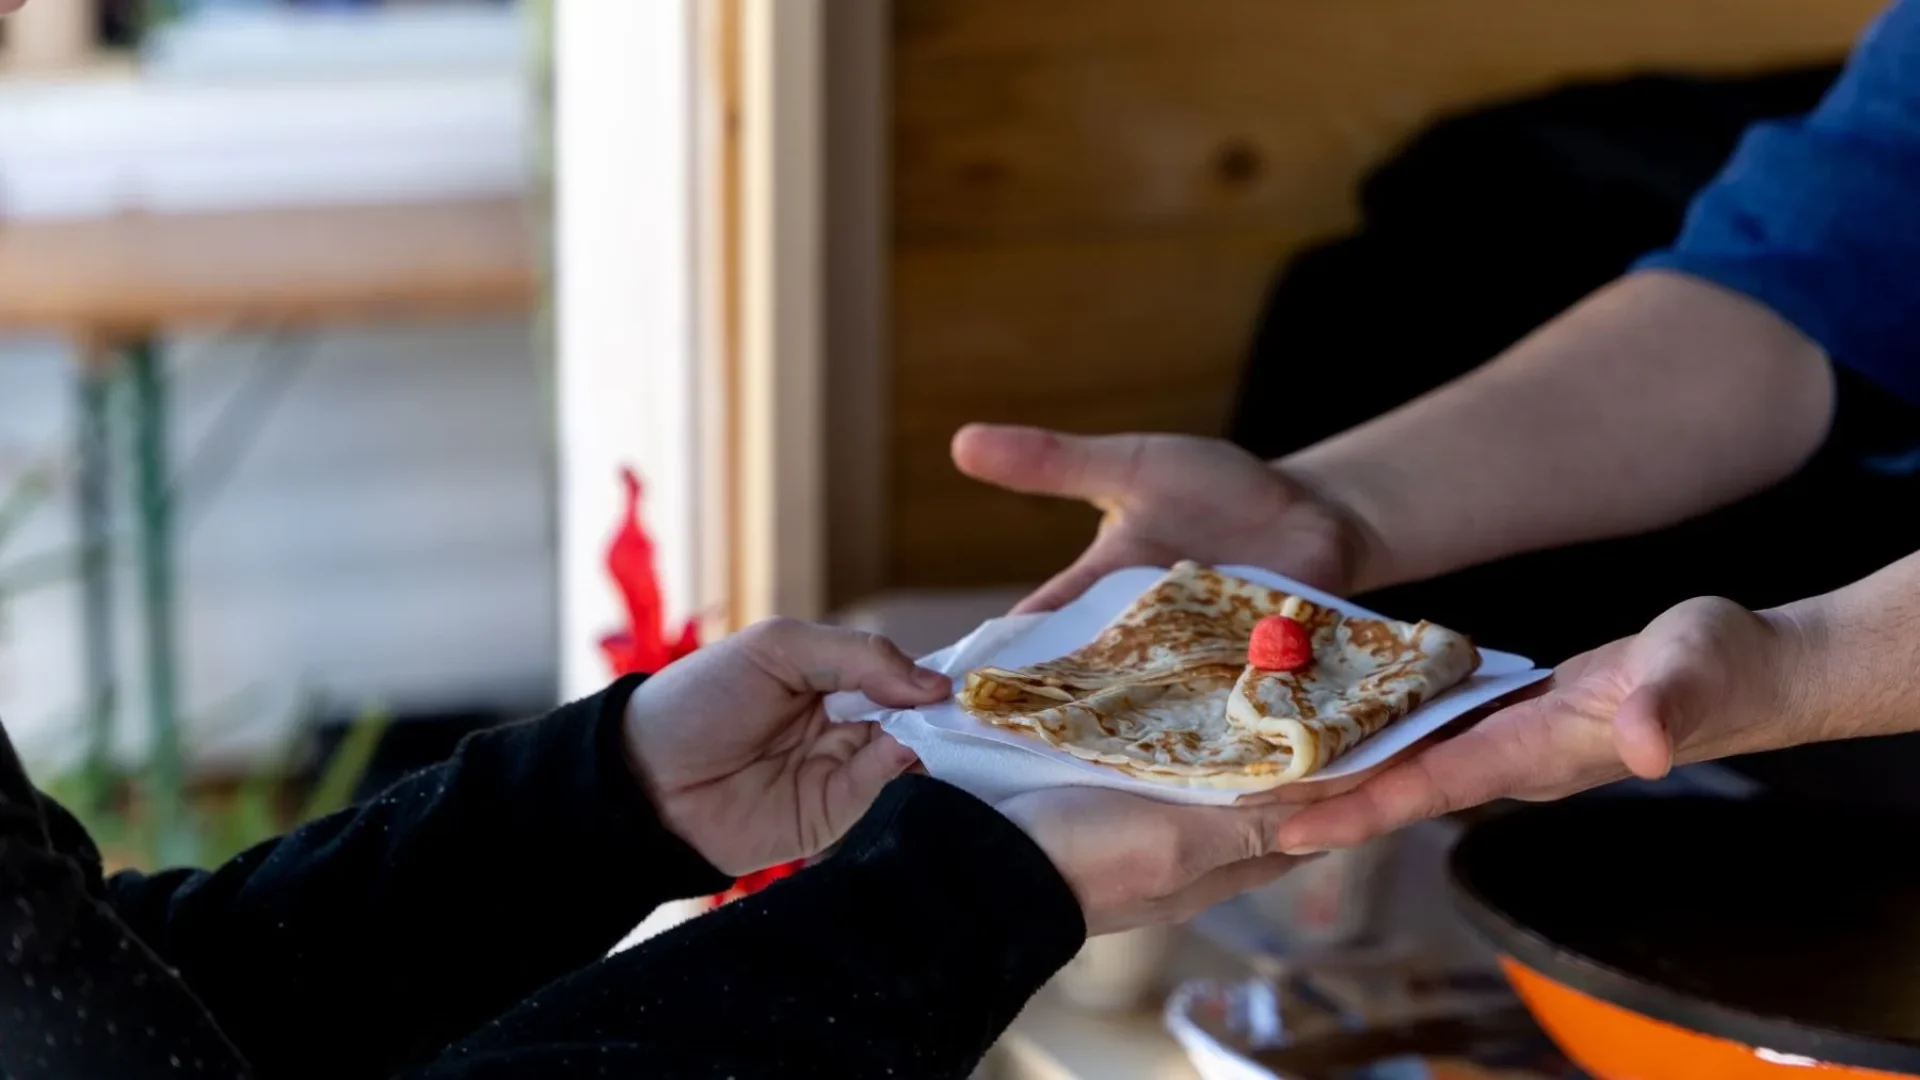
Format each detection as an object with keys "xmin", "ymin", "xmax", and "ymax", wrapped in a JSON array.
[
  {"xmin": 554, "ymin": 0, "xmax": 888, "ymax": 703},
  {"xmin": 552, "ymin": 0, "xmax": 706, "ymax": 699}
]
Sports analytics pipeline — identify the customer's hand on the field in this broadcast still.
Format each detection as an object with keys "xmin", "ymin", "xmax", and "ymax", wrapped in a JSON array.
[
  {"xmin": 951, "ymin": 425, "xmax": 1372, "ymax": 611},
  {"xmin": 623, "ymin": 620, "xmax": 950, "ymax": 875},
  {"xmin": 998, "ymin": 787, "xmax": 1312, "ymax": 937},
  {"xmin": 1273, "ymin": 596, "xmax": 1824, "ymax": 855}
]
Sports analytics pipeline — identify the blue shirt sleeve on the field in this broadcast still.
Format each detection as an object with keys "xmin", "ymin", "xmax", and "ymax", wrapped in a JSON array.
[{"xmin": 1636, "ymin": 0, "xmax": 1920, "ymax": 406}]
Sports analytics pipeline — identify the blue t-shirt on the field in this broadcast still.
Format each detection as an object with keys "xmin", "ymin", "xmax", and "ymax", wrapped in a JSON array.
[{"xmin": 1637, "ymin": 0, "xmax": 1920, "ymax": 407}]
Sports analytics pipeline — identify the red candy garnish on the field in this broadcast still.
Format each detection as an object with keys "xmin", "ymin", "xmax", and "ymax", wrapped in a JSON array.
[{"xmin": 1249, "ymin": 615, "xmax": 1312, "ymax": 672}]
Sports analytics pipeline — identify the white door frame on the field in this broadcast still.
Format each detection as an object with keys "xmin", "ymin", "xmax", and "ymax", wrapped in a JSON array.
[
  {"xmin": 552, "ymin": 0, "xmax": 703, "ymax": 699},
  {"xmin": 553, "ymin": 0, "xmax": 886, "ymax": 701}
]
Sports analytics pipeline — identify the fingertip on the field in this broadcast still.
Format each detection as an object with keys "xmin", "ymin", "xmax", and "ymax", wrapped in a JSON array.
[
  {"xmin": 949, "ymin": 423, "xmax": 984, "ymax": 467},
  {"xmin": 827, "ymin": 732, "xmax": 924, "ymax": 833},
  {"xmin": 1273, "ymin": 812, "xmax": 1317, "ymax": 856},
  {"xmin": 952, "ymin": 421, "xmax": 1019, "ymax": 446},
  {"xmin": 861, "ymin": 662, "xmax": 954, "ymax": 708},
  {"xmin": 886, "ymin": 736, "xmax": 920, "ymax": 773},
  {"xmin": 861, "ymin": 731, "xmax": 919, "ymax": 777},
  {"xmin": 1273, "ymin": 794, "xmax": 1366, "ymax": 855},
  {"xmin": 951, "ymin": 423, "xmax": 1035, "ymax": 477}
]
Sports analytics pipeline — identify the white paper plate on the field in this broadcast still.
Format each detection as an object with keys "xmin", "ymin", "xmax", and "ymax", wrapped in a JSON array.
[{"xmin": 828, "ymin": 565, "xmax": 1549, "ymax": 807}]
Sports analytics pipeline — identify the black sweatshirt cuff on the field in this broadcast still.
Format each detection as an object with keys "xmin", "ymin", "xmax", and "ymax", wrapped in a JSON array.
[
  {"xmin": 427, "ymin": 774, "xmax": 1089, "ymax": 1077},
  {"xmin": 569, "ymin": 673, "xmax": 736, "ymax": 900},
  {"xmin": 835, "ymin": 775, "xmax": 1088, "ymax": 983}
]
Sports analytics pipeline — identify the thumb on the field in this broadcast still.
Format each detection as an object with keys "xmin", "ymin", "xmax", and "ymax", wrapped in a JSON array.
[
  {"xmin": 1613, "ymin": 685, "xmax": 1676, "ymax": 780},
  {"xmin": 1613, "ymin": 662, "xmax": 1708, "ymax": 780},
  {"xmin": 951, "ymin": 424, "xmax": 1147, "ymax": 501},
  {"xmin": 744, "ymin": 621, "xmax": 951, "ymax": 706},
  {"xmin": 1611, "ymin": 625, "xmax": 1727, "ymax": 780}
]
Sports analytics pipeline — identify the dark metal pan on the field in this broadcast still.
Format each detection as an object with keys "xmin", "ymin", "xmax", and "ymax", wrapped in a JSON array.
[{"xmin": 1449, "ymin": 795, "xmax": 1920, "ymax": 1078}]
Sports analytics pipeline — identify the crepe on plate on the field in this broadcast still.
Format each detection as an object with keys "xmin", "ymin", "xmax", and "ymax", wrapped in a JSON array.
[{"xmin": 957, "ymin": 562, "xmax": 1479, "ymax": 787}]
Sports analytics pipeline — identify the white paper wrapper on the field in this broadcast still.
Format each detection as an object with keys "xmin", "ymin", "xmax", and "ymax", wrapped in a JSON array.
[{"xmin": 826, "ymin": 566, "xmax": 1550, "ymax": 806}]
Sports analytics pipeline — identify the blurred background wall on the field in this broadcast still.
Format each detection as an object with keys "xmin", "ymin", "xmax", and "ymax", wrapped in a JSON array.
[
  {"xmin": 0, "ymin": 1, "xmax": 546, "ymax": 773},
  {"xmin": 0, "ymin": 321, "xmax": 551, "ymax": 765}
]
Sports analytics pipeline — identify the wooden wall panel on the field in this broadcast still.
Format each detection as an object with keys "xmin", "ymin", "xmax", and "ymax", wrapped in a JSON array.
[
  {"xmin": 888, "ymin": 0, "xmax": 1883, "ymax": 588},
  {"xmin": 890, "ymin": 231, "xmax": 1289, "ymax": 584}
]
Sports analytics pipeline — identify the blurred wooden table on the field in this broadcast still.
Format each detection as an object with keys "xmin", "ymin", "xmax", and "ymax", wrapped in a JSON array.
[
  {"xmin": 0, "ymin": 198, "xmax": 538, "ymax": 858},
  {"xmin": 0, "ymin": 198, "xmax": 538, "ymax": 341}
]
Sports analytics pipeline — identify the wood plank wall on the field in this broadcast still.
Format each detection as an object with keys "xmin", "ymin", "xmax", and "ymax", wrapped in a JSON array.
[{"xmin": 886, "ymin": 0, "xmax": 1882, "ymax": 589}]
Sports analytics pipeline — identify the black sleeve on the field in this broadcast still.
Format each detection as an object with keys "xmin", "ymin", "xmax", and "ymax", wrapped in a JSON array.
[
  {"xmin": 2, "ymin": 722, "xmax": 254, "ymax": 1080},
  {"xmin": 407, "ymin": 775, "xmax": 1088, "ymax": 1080},
  {"xmin": 51, "ymin": 676, "xmax": 729, "ymax": 1080}
]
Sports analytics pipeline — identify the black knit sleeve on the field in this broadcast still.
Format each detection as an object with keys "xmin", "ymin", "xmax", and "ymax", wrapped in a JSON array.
[
  {"xmin": 102, "ymin": 676, "xmax": 730, "ymax": 1079},
  {"xmin": 409, "ymin": 776, "xmax": 1088, "ymax": 1080}
]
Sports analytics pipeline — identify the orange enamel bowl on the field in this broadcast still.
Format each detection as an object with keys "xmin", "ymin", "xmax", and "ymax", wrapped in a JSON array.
[{"xmin": 1448, "ymin": 797, "xmax": 1920, "ymax": 1079}]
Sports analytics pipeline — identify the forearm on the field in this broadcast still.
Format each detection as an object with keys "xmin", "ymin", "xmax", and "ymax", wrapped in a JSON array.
[
  {"xmin": 1283, "ymin": 270, "xmax": 1835, "ymax": 591},
  {"xmin": 1768, "ymin": 548, "xmax": 1920, "ymax": 746}
]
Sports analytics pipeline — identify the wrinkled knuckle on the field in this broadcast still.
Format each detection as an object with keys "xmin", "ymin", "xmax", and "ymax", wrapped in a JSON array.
[
  {"xmin": 1233, "ymin": 817, "xmax": 1271, "ymax": 862},
  {"xmin": 1401, "ymin": 760, "xmax": 1462, "ymax": 822},
  {"xmin": 853, "ymin": 629, "xmax": 903, "ymax": 661}
]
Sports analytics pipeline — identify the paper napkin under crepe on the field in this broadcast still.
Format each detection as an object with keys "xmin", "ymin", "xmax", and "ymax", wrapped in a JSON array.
[{"xmin": 826, "ymin": 566, "xmax": 1551, "ymax": 807}]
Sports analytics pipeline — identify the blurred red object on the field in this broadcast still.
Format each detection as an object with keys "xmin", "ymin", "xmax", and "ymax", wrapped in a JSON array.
[
  {"xmin": 598, "ymin": 466, "xmax": 800, "ymax": 905},
  {"xmin": 599, "ymin": 467, "xmax": 700, "ymax": 678},
  {"xmin": 707, "ymin": 862, "xmax": 803, "ymax": 908}
]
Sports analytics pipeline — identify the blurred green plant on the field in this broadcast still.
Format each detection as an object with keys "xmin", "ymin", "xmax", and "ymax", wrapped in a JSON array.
[
  {"xmin": 4, "ymin": 449, "xmax": 388, "ymax": 872},
  {"xmin": 202, "ymin": 705, "xmax": 390, "ymax": 867},
  {"xmin": 0, "ymin": 461, "xmax": 56, "ymax": 548},
  {"xmin": 39, "ymin": 705, "xmax": 390, "ymax": 872}
]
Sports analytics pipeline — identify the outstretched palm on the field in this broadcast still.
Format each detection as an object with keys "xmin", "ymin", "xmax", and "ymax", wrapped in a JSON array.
[
  {"xmin": 1273, "ymin": 597, "xmax": 1794, "ymax": 854},
  {"xmin": 951, "ymin": 426, "xmax": 1360, "ymax": 611}
]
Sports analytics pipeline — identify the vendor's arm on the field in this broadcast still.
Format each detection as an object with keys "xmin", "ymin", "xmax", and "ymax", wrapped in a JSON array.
[
  {"xmin": 952, "ymin": 0, "xmax": 1920, "ymax": 607},
  {"xmin": 1284, "ymin": 272, "xmax": 1833, "ymax": 590},
  {"xmin": 1287, "ymin": 0, "xmax": 1920, "ymax": 590},
  {"xmin": 1276, "ymin": 545, "xmax": 1920, "ymax": 853}
]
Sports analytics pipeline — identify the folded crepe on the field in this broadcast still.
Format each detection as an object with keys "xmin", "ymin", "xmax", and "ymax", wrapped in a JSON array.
[{"xmin": 957, "ymin": 562, "xmax": 1479, "ymax": 787}]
